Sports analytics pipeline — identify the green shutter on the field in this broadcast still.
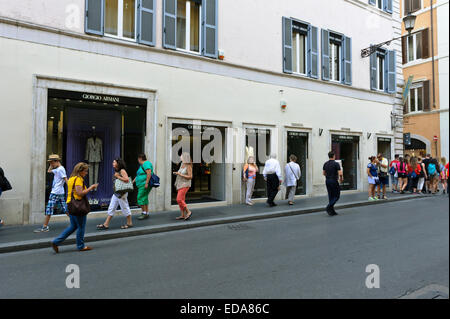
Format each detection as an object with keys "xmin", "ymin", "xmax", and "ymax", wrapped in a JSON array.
[
  {"xmin": 202, "ymin": 0, "xmax": 218, "ymax": 58},
  {"xmin": 308, "ymin": 26, "xmax": 319, "ymax": 79},
  {"xmin": 321, "ymin": 29, "xmax": 330, "ymax": 81}
]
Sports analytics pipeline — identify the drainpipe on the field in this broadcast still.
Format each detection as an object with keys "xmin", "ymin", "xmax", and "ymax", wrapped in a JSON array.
[{"xmin": 431, "ymin": 0, "xmax": 436, "ymax": 108}]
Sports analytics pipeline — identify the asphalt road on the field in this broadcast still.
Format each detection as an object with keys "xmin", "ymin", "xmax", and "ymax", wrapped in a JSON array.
[{"xmin": 0, "ymin": 196, "xmax": 448, "ymax": 299}]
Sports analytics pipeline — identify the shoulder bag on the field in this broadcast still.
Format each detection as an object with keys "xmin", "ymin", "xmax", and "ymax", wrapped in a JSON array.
[{"xmin": 67, "ymin": 177, "xmax": 90, "ymax": 216}]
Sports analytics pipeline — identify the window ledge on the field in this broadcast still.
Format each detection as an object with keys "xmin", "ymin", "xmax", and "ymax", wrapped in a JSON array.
[{"xmin": 344, "ymin": 0, "xmax": 394, "ymax": 20}]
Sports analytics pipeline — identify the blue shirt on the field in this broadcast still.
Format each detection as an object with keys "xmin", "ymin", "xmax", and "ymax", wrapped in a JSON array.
[{"xmin": 368, "ymin": 163, "xmax": 378, "ymax": 177}]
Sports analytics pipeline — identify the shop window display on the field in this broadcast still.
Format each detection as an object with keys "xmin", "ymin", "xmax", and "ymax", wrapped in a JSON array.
[{"xmin": 46, "ymin": 89, "xmax": 146, "ymax": 213}]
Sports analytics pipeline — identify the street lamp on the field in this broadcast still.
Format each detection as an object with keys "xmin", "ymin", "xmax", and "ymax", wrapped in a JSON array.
[{"xmin": 361, "ymin": 13, "xmax": 417, "ymax": 58}]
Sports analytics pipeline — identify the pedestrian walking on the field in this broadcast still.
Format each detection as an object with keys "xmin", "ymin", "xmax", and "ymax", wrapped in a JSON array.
[
  {"xmin": 409, "ymin": 157, "xmax": 422, "ymax": 194},
  {"xmin": 397, "ymin": 157, "xmax": 408, "ymax": 194},
  {"xmin": 97, "ymin": 158, "xmax": 133, "ymax": 230},
  {"xmin": 445, "ymin": 161, "xmax": 449, "ymax": 196},
  {"xmin": 284, "ymin": 154, "xmax": 301, "ymax": 205},
  {"xmin": 243, "ymin": 156, "xmax": 258, "ymax": 206},
  {"xmin": 389, "ymin": 154, "xmax": 400, "ymax": 193},
  {"xmin": 367, "ymin": 156, "xmax": 380, "ymax": 201},
  {"xmin": 439, "ymin": 157, "xmax": 447, "ymax": 194},
  {"xmin": 174, "ymin": 152, "xmax": 193, "ymax": 220},
  {"xmin": 417, "ymin": 157, "xmax": 427, "ymax": 194},
  {"xmin": 376, "ymin": 153, "xmax": 389, "ymax": 199},
  {"xmin": 51, "ymin": 162, "xmax": 98, "ymax": 253},
  {"xmin": 263, "ymin": 153, "xmax": 282, "ymax": 207},
  {"xmin": 0, "ymin": 165, "xmax": 13, "ymax": 228},
  {"xmin": 134, "ymin": 153, "xmax": 153, "ymax": 220},
  {"xmin": 34, "ymin": 155, "xmax": 68, "ymax": 233},
  {"xmin": 404, "ymin": 154, "xmax": 412, "ymax": 193},
  {"xmin": 427, "ymin": 158, "xmax": 440, "ymax": 194},
  {"xmin": 422, "ymin": 154, "xmax": 432, "ymax": 193},
  {"xmin": 323, "ymin": 151, "xmax": 343, "ymax": 216}
]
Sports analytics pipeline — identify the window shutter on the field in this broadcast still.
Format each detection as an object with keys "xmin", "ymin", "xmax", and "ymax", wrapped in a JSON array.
[
  {"xmin": 404, "ymin": 0, "xmax": 411, "ymax": 15},
  {"xmin": 402, "ymin": 36, "xmax": 407, "ymax": 64},
  {"xmin": 386, "ymin": 50, "xmax": 396, "ymax": 93},
  {"xmin": 342, "ymin": 36, "xmax": 352, "ymax": 85},
  {"xmin": 423, "ymin": 80, "xmax": 431, "ymax": 111},
  {"xmin": 384, "ymin": 0, "xmax": 393, "ymax": 13},
  {"xmin": 163, "ymin": 0, "xmax": 177, "ymax": 49},
  {"xmin": 321, "ymin": 29, "xmax": 330, "ymax": 81},
  {"xmin": 85, "ymin": 0, "xmax": 104, "ymax": 36},
  {"xmin": 202, "ymin": 0, "xmax": 218, "ymax": 58},
  {"xmin": 308, "ymin": 25, "xmax": 319, "ymax": 79},
  {"xmin": 370, "ymin": 50, "xmax": 377, "ymax": 90},
  {"xmin": 282, "ymin": 17, "xmax": 293, "ymax": 74},
  {"xmin": 138, "ymin": 0, "xmax": 156, "ymax": 46},
  {"xmin": 369, "ymin": 0, "xmax": 376, "ymax": 5},
  {"xmin": 421, "ymin": 28, "xmax": 430, "ymax": 59}
]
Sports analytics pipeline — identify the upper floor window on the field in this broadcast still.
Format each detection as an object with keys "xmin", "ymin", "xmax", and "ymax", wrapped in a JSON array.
[
  {"xmin": 282, "ymin": 17, "xmax": 319, "ymax": 79},
  {"xmin": 85, "ymin": 0, "xmax": 156, "ymax": 46},
  {"xmin": 402, "ymin": 29, "xmax": 429, "ymax": 64},
  {"xmin": 163, "ymin": 0, "xmax": 218, "ymax": 58},
  {"xmin": 369, "ymin": 0, "xmax": 393, "ymax": 14},
  {"xmin": 105, "ymin": 0, "xmax": 137, "ymax": 40},
  {"xmin": 292, "ymin": 21, "xmax": 309, "ymax": 75},
  {"xmin": 176, "ymin": 0, "xmax": 201, "ymax": 53},
  {"xmin": 370, "ymin": 49, "xmax": 396, "ymax": 93},
  {"xmin": 404, "ymin": 0, "xmax": 421, "ymax": 15},
  {"xmin": 329, "ymin": 34, "xmax": 342, "ymax": 82},
  {"xmin": 404, "ymin": 80, "xmax": 431, "ymax": 114}
]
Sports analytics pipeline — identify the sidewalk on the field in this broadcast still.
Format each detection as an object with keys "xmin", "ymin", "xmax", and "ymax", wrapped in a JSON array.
[{"xmin": 0, "ymin": 191, "xmax": 426, "ymax": 253}]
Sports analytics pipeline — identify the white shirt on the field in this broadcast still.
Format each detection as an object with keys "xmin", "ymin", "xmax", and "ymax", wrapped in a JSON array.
[
  {"xmin": 284, "ymin": 162, "xmax": 301, "ymax": 187},
  {"xmin": 51, "ymin": 166, "xmax": 67, "ymax": 195},
  {"xmin": 263, "ymin": 158, "xmax": 282, "ymax": 180}
]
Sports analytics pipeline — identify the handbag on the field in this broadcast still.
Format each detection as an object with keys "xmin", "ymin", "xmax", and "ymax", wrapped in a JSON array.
[
  {"xmin": 114, "ymin": 177, "xmax": 134, "ymax": 194},
  {"xmin": 67, "ymin": 177, "xmax": 90, "ymax": 216},
  {"xmin": 140, "ymin": 165, "xmax": 160, "ymax": 188}
]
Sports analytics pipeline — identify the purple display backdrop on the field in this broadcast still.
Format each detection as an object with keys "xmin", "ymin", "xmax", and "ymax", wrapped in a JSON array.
[{"xmin": 65, "ymin": 107, "xmax": 121, "ymax": 210}]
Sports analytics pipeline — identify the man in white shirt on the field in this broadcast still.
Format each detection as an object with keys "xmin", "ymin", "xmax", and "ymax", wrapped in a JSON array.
[
  {"xmin": 263, "ymin": 153, "xmax": 282, "ymax": 207},
  {"xmin": 34, "ymin": 154, "xmax": 68, "ymax": 233},
  {"xmin": 285, "ymin": 154, "xmax": 301, "ymax": 205}
]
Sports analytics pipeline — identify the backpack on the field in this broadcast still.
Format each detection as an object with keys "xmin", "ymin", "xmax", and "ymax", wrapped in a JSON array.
[
  {"xmin": 389, "ymin": 164, "xmax": 396, "ymax": 175},
  {"xmin": 428, "ymin": 163, "xmax": 437, "ymax": 175},
  {"xmin": 149, "ymin": 173, "xmax": 160, "ymax": 188}
]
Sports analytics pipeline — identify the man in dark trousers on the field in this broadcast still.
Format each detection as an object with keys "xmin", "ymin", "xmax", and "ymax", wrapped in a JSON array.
[
  {"xmin": 323, "ymin": 152, "xmax": 343, "ymax": 216},
  {"xmin": 263, "ymin": 153, "xmax": 282, "ymax": 207}
]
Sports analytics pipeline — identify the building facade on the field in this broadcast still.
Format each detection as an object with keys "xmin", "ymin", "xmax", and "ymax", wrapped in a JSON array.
[
  {"xmin": 401, "ymin": 0, "xmax": 449, "ymax": 160},
  {"xmin": 0, "ymin": 0, "xmax": 403, "ymax": 225}
]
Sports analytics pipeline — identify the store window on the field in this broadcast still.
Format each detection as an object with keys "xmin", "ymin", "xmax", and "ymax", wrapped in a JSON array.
[
  {"xmin": 105, "ymin": 0, "xmax": 137, "ymax": 40},
  {"xmin": 171, "ymin": 123, "xmax": 226, "ymax": 204},
  {"xmin": 331, "ymin": 135, "xmax": 359, "ymax": 191},
  {"xmin": 46, "ymin": 89, "xmax": 147, "ymax": 213},
  {"xmin": 377, "ymin": 138, "xmax": 392, "ymax": 163},
  {"xmin": 292, "ymin": 21, "xmax": 308, "ymax": 75},
  {"xmin": 245, "ymin": 128, "xmax": 271, "ymax": 199},
  {"xmin": 176, "ymin": 0, "xmax": 201, "ymax": 53}
]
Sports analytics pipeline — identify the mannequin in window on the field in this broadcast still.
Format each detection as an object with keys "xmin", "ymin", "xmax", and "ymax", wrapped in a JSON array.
[{"xmin": 85, "ymin": 127, "xmax": 102, "ymax": 189}]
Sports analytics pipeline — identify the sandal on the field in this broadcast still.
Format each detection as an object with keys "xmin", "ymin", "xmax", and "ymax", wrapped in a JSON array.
[
  {"xmin": 121, "ymin": 224, "xmax": 133, "ymax": 229},
  {"xmin": 184, "ymin": 212, "xmax": 192, "ymax": 221},
  {"xmin": 96, "ymin": 224, "xmax": 109, "ymax": 230},
  {"xmin": 176, "ymin": 216, "xmax": 185, "ymax": 220}
]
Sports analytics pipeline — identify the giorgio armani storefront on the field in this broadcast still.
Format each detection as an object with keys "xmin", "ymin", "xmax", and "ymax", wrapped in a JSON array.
[{"xmin": 30, "ymin": 76, "xmax": 157, "ymax": 223}]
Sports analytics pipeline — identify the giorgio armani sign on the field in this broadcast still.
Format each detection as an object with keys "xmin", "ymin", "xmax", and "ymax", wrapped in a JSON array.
[{"xmin": 48, "ymin": 89, "xmax": 147, "ymax": 106}]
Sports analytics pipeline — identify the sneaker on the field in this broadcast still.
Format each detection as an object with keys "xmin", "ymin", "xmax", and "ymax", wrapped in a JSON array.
[
  {"xmin": 137, "ymin": 213, "xmax": 150, "ymax": 220},
  {"xmin": 374, "ymin": 196, "xmax": 379, "ymax": 201},
  {"xmin": 382, "ymin": 195, "xmax": 388, "ymax": 200},
  {"xmin": 368, "ymin": 197, "xmax": 375, "ymax": 201},
  {"xmin": 34, "ymin": 226, "xmax": 49, "ymax": 233}
]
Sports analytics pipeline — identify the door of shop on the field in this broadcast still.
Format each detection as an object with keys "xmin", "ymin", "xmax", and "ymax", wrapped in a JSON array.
[
  {"xmin": 331, "ymin": 135, "xmax": 359, "ymax": 190},
  {"xmin": 377, "ymin": 137, "xmax": 392, "ymax": 163},
  {"xmin": 245, "ymin": 128, "xmax": 271, "ymax": 198},
  {"xmin": 286, "ymin": 131, "xmax": 308, "ymax": 195}
]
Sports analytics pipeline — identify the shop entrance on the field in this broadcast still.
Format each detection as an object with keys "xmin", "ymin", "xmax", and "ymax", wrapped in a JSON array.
[
  {"xmin": 245, "ymin": 128, "xmax": 271, "ymax": 198},
  {"xmin": 405, "ymin": 138, "xmax": 427, "ymax": 157},
  {"xmin": 171, "ymin": 123, "xmax": 226, "ymax": 204},
  {"xmin": 331, "ymin": 135, "xmax": 359, "ymax": 191},
  {"xmin": 46, "ymin": 89, "xmax": 147, "ymax": 213},
  {"xmin": 377, "ymin": 138, "xmax": 392, "ymax": 162},
  {"xmin": 286, "ymin": 131, "xmax": 308, "ymax": 195}
]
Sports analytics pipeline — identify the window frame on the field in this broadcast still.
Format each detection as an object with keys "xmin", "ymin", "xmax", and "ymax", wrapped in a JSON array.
[
  {"xmin": 376, "ymin": 53, "xmax": 385, "ymax": 91},
  {"xmin": 104, "ymin": 0, "xmax": 138, "ymax": 42},
  {"xmin": 404, "ymin": 0, "xmax": 422, "ymax": 16},
  {"xmin": 407, "ymin": 82, "xmax": 424, "ymax": 114},
  {"xmin": 329, "ymin": 33, "xmax": 342, "ymax": 83},
  {"xmin": 406, "ymin": 32, "xmax": 423, "ymax": 63},
  {"xmin": 291, "ymin": 21, "xmax": 309, "ymax": 76},
  {"xmin": 175, "ymin": 0, "xmax": 202, "ymax": 55}
]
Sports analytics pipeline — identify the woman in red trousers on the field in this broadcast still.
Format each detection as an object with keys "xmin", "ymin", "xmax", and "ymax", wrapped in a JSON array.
[{"xmin": 173, "ymin": 152, "xmax": 193, "ymax": 220}]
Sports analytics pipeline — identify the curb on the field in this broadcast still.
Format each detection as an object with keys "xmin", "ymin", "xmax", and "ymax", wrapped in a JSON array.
[{"xmin": 0, "ymin": 194, "xmax": 423, "ymax": 254}]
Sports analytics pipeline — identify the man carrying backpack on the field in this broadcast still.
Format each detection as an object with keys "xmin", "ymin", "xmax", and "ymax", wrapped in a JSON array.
[{"xmin": 422, "ymin": 154, "xmax": 432, "ymax": 193}]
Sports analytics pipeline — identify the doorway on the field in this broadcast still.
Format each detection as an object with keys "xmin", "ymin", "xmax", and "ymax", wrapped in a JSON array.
[
  {"xmin": 286, "ymin": 131, "xmax": 308, "ymax": 195},
  {"xmin": 331, "ymin": 135, "xmax": 359, "ymax": 190}
]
